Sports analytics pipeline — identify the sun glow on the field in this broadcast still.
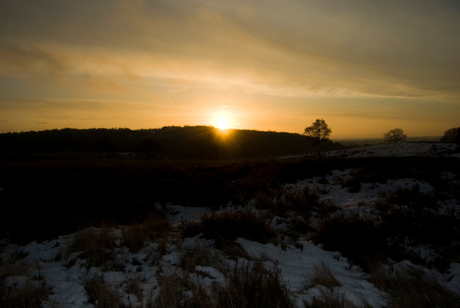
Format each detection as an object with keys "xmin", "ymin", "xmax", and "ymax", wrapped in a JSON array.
[
  {"xmin": 213, "ymin": 111, "xmax": 234, "ymax": 131},
  {"xmin": 215, "ymin": 116, "xmax": 230, "ymax": 130}
]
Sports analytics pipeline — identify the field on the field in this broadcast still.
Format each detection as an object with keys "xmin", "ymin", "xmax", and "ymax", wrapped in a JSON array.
[{"xmin": 1, "ymin": 142, "xmax": 460, "ymax": 307}]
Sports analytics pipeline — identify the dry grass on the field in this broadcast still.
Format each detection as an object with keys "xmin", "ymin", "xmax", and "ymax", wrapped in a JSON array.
[
  {"xmin": 123, "ymin": 223, "xmax": 148, "ymax": 253},
  {"xmin": 144, "ymin": 211, "xmax": 172, "ymax": 239},
  {"xmin": 370, "ymin": 266, "xmax": 460, "ymax": 308},
  {"xmin": 0, "ymin": 259, "xmax": 30, "ymax": 279},
  {"xmin": 124, "ymin": 275, "xmax": 143, "ymax": 304},
  {"xmin": 154, "ymin": 273, "xmax": 214, "ymax": 308},
  {"xmin": 180, "ymin": 243, "xmax": 226, "ymax": 275},
  {"xmin": 0, "ymin": 277, "xmax": 52, "ymax": 308},
  {"xmin": 154, "ymin": 259, "xmax": 294, "ymax": 308},
  {"xmin": 182, "ymin": 208, "xmax": 277, "ymax": 248},
  {"xmin": 306, "ymin": 262, "xmax": 341, "ymax": 290},
  {"xmin": 254, "ymin": 186, "xmax": 338, "ymax": 220},
  {"xmin": 67, "ymin": 226, "xmax": 116, "ymax": 268},
  {"xmin": 123, "ymin": 211, "xmax": 173, "ymax": 253},
  {"xmin": 215, "ymin": 260, "xmax": 295, "ymax": 308},
  {"xmin": 84, "ymin": 275, "xmax": 122, "ymax": 308},
  {"xmin": 303, "ymin": 288, "xmax": 367, "ymax": 308}
]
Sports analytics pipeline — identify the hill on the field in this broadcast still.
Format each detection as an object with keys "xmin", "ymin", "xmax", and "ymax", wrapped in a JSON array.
[{"xmin": 0, "ymin": 126, "xmax": 345, "ymax": 159}]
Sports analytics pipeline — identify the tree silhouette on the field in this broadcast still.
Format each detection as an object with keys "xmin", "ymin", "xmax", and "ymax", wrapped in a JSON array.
[
  {"xmin": 304, "ymin": 119, "xmax": 331, "ymax": 159},
  {"xmin": 440, "ymin": 127, "xmax": 460, "ymax": 144},
  {"xmin": 384, "ymin": 128, "xmax": 407, "ymax": 143}
]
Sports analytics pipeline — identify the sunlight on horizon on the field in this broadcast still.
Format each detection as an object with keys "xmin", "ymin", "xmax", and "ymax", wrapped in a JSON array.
[
  {"xmin": 215, "ymin": 117, "xmax": 230, "ymax": 130},
  {"xmin": 212, "ymin": 110, "xmax": 235, "ymax": 131},
  {"xmin": 0, "ymin": 1, "xmax": 459, "ymax": 138}
]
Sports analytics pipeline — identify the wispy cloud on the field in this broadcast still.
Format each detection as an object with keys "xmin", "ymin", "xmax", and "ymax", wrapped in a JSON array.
[
  {"xmin": 165, "ymin": 88, "xmax": 189, "ymax": 94},
  {"xmin": 0, "ymin": 0, "xmax": 459, "ymax": 136}
]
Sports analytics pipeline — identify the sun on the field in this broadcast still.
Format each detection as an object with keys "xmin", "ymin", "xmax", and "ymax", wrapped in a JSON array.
[
  {"xmin": 212, "ymin": 111, "xmax": 234, "ymax": 131},
  {"xmin": 215, "ymin": 116, "xmax": 230, "ymax": 130}
]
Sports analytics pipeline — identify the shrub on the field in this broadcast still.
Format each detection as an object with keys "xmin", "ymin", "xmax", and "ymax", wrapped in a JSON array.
[
  {"xmin": 312, "ymin": 215, "xmax": 386, "ymax": 273},
  {"xmin": 254, "ymin": 186, "xmax": 337, "ymax": 219},
  {"xmin": 375, "ymin": 185, "xmax": 460, "ymax": 269},
  {"xmin": 342, "ymin": 178, "xmax": 362, "ymax": 193},
  {"xmin": 380, "ymin": 209, "xmax": 460, "ymax": 270},
  {"xmin": 182, "ymin": 208, "xmax": 277, "ymax": 248},
  {"xmin": 376, "ymin": 184, "xmax": 439, "ymax": 214}
]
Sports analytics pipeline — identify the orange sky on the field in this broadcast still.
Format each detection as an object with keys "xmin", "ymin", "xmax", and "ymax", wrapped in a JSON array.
[{"xmin": 1, "ymin": 0, "xmax": 459, "ymax": 138}]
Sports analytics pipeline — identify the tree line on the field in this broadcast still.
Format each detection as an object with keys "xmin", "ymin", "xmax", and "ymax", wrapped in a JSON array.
[
  {"xmin": 382, "ymin": 127, "xmax": 460, "ymax": 144},
  {"xmin": 0, "ymin": 126, "xmax": 345, "ymax": 159}
]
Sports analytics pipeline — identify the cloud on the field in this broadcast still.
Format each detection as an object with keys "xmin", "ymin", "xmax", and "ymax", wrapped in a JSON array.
[
  {"xmin": 0, "ymin": 44, "xmax": 70, "ymax": 73},
  {"xmin": 165, "ymin": 88, "xmax": 189, "ymax": 93},
  {"xmin": 1, "ymin": 0, "xmax": 459, "ymax": 102},
  {"xmin": 0, "ymin": 0, "xmax": 459, "ymax": 137}
]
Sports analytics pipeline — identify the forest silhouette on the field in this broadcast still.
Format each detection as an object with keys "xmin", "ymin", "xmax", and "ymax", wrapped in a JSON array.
[{"xmin": 0, "ymin": 126, "xmax": 344, "ymax": 159}]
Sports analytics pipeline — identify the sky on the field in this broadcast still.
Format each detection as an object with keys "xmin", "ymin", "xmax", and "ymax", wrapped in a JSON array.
[{"xmin": 0, "ymin": 0, "xmax": 459, "ymax": 138}]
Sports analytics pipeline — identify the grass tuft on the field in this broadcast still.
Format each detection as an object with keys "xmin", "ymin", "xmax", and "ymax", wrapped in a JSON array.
[
  {"xmin": 84, "ymin": 275, "xmax": 122, "ymax": 308},
  {"xmin": 124, "ymin": 275, "xmax": 143, "ymax": 304},
  {"xmin": 123, "ymin": 211, "xmax": 173, "ymax": 253},
  {"xmin": 154, "ymin": 273, "xmax": 214, "ymax": 308},
  {"xmin": 180, "ymin": 243, "xmax": 225, "ymax": 275},
  {"xmin": 67, "ymin": 226, "xmax": 116, "ymax": 268},
  {"xmin": 370, "ymin": 265, "xmax": 460, "ymax": 308},
  {"xmin": 0, "ymin": 278, "xmax": 52, "ymax": 308},
  {"xmin": 306, "ymin": 262, "xmax": 341, "ymax": 290},
  {"xmin": 215, "ymin": 259, "xmax": 295, "ymax": 308},
  {"xmin": 303, "ymin": 288, "xmax": 367, "ymax": 308}
]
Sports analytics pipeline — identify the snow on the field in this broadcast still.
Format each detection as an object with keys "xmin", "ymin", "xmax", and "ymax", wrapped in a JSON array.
[
  {"xmin": 1, "ymin": 142, "xmax": 459, "ymax": 307},
  {"xmin": 236, "ymin": 238, "xmax": 387, "ymax": 307},
  {"xmin": 323, "ymin": 142, "xmax": 459, "ymax": 158}
]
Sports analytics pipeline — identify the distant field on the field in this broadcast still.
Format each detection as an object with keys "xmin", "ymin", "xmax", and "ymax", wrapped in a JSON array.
[{"xmin": 335, "ymin": 136, "xmax": 442, "ymax": 147}]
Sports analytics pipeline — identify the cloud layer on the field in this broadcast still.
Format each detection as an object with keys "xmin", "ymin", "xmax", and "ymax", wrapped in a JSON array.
[{"xmin": 0, "ymin": 0, "xmax": 459, "ymax": 137}]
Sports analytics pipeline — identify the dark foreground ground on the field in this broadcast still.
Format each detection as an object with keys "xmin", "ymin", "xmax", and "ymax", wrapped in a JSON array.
[{"xmin": 1, "ymin": 151, "xmax": 459, "ymax": 244}]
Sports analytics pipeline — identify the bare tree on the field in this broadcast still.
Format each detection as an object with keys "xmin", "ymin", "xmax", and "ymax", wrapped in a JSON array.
[
  {"xmin": 440, "ymin": 127, "xmax": 460, "ymax": 143},
  {"xmin": 304, "ymin": 119, "xmax": 331, "ymax": 158},
  {"xmin": 384, "ymin": 128, "xmax": 407, "ymax": 143}
]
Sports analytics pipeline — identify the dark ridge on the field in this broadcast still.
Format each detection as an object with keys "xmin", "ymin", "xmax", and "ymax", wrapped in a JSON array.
[{"xmin": 0, "ymin": 126, "xmax": 345, "ymax": 159}]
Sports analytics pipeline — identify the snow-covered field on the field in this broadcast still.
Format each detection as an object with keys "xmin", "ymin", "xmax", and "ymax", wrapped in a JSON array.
[
  {"xmin": 1, "ymin": 143, "xmax": 460, "ymax": 307},
  {"xmin": 322, "ymin": 142, "xmax": 460, "ymax": 158}
]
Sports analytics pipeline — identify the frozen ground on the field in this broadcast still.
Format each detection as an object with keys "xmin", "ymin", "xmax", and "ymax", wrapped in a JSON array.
[{"xmin": 1, "ymin": 142, "xmax": 460, "ymax": 307}]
